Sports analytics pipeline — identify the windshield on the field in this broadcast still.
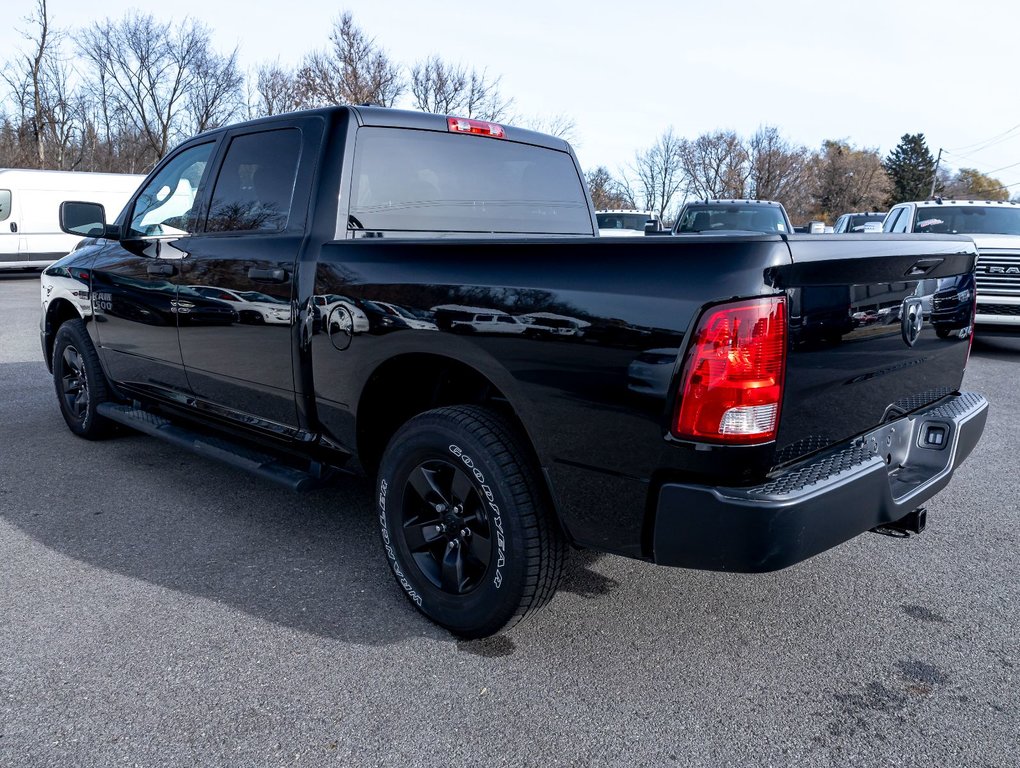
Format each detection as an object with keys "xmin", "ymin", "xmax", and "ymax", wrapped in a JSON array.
[
  {"xmin": 913, "ymin": 206, "xmax": 1020, "ymax": 235},
  {"xmin": 848, "ymin": 213, "xmax": 885, "ymax": 232},
  {"xmin": 675, "ymin": 205, "xmax": 787, "ymax": 233},
  {"xmin": 597, "ymin": 213, "xmax": 651, "ymax": 231}
]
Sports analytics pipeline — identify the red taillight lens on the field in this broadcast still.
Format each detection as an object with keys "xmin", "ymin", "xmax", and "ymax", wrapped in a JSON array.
[
  {"xmin": 447, "ymin": 116, "xmax": 506, "ymax": 138},
  {"xmin": 673, "ymin": 296, "xmax": 787, "ymax": 444}
]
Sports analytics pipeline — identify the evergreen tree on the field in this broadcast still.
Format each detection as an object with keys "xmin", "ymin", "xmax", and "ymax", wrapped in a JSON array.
[{"xmin": 884, "ymin": 133, "xmax": 938, "ymax": 205}]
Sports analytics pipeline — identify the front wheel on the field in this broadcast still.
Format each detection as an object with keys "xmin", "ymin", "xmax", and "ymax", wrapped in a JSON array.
[
  {"xmin": 52, "ymin": 319, "xmax": 114, "ymax": 439},
  {"xmin": 377, "ymin": 405, "xmax": 565, "ymax": 638}
]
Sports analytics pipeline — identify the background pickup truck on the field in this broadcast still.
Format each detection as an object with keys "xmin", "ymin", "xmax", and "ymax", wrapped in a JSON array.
[{"xmin": 42, "ymin": 107, "xmax": 987, "ymax": 638}]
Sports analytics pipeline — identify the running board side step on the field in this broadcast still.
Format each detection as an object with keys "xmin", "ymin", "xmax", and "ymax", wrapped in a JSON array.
[{"xmin": 97, "ymin": 403, "xmax": 328, "ymax": 492}]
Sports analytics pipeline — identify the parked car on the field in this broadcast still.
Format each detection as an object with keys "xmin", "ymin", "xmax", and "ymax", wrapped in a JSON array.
[
  {"xmin": 833, "ymin": 211, "xmax": 887, "ymax": 234},
  {"xmin": 673, "ymin": 199, "xmax": 793, "ymax": 234},
  {"xmin": 374, "ymin": 301, "xmax": 439, "ymax": 330},
  {"xmin": 883, "ymin": 199, "xmax": 1020, "ymax": 334},
  {"xmin": 517, "ymin": 312, "xmax": 589, "ymax": 338},
  {"xmin": 188, "ymin": 285, "xmax": 291, "ymax": 324},
  {"xmin": 431, "ymin": 305, "xmax": 527, "ymax": 335},
  {"xmin": 596, "ymin": 209, "xmax": 663, "ymax": 237},
  {"xmin": 0, "ymin": 169, "xmax": 145, "ymax": 270},
  {"xmin": 42, "ymin": 106, "xmax": 987, "ymax": 639}
]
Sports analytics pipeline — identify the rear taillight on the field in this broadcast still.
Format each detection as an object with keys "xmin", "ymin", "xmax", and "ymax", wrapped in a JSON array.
[
  {"xmin": 673, "ymin": 296, "xmax": 787, "ymax": 445},
  {"xmin": 447, "ymin": 117, "xmax": 506, "ymax": 138}
]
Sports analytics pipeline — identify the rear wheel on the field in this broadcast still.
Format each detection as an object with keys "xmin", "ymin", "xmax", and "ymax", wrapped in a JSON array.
[
  {"xmin": 376, "ymin": 405, "xmax": 565, "ymax": 638},
  {"xmin": 52, "ymin": 319, "xmax": 114, "ymax": 439}
]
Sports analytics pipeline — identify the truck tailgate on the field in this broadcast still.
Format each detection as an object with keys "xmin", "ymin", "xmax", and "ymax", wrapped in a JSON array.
[{"xmin": 773, "ymin": 234, "xmax": 977, "ymax": 466}]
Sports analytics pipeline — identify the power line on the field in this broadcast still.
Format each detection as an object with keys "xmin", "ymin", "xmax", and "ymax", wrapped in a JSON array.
[
  {"xmin": 942, "ymin": 150, "xmax": 1020, "ymax": 177},
  {"xmin": 945, "ymin": 123, "xmax": 1020, "ymax": 154}
]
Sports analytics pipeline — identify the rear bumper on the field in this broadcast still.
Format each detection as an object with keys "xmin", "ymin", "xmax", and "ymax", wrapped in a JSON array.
[{"xmin": 652, "ymin": 392, "xmax": 988, "ymax": 572}]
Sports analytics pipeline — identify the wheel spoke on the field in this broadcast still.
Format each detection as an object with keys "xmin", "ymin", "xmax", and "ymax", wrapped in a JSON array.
[
  {"xmin": 407, "ymin": 465, "xmax": 449, "ymax": 507},
  {"xmin": 403, "ymin": 519, "xmax": 444, "ymax": 552},
  {"xmin": 450, "ymin": 467, "xmax": 474, "ymax": 507},
  {"xmin": 441, "ymin": 544, "xmax": 465, "ymax": 593},
  {"xmin": 62, "ymin": 374, "xmax": 80, "ymax": 395},
  {"xmin": 464, "ymin": 529, "xmax": 492, "ymax": 569},
  {"xmin": 62, "ymin": 346, "xmax": 80, "ymax": 374}
]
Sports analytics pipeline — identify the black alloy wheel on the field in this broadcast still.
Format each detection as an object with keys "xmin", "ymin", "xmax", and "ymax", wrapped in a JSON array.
[
  {"xmin": 377, "ymin": 405, "xmax": 565, "ymax": 638},
  {"xmin": 58, "ymin": 344, "xmax": 89, "ymax": 422},
  {"xmin": 52, "ymin": 319, "xmax": 114, "ymax": 439},
  {"xmin": 401, "ymin": 459, "xmax": 493, "ymax": 595}
]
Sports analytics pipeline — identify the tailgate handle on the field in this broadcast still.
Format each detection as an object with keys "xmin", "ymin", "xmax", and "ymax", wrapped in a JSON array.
[
  {"xmin": 905, "ymin": 258, "xmax": 942, "ymax": 276},
  {"xmin": 248, "ymin": 267, "xmax": 288, "ymax": 283}
]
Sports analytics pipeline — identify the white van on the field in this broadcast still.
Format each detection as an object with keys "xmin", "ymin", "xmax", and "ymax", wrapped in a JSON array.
[{"xmin": 0, "ymin": 169, "xmax": 145, "ymax": 270}]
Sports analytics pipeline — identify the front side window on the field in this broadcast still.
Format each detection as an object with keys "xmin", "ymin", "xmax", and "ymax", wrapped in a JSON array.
[
  {"xmin": 0, "ymin": 190, "xmax": 11, "ymax": 222},
  {"xmin": 206, "ymin": 128, "xmax": 302, "ymax": 233},
  {"xmin": 890, "ymin": 207, "xmax": 911, "ymax": 233},
  {"xmin": 128, "ymin": 142, "xmax": 215, "ymax": 238},
  {"xmin": 349, "ymin": 128, "xmax": 592, "ymax": 235}
]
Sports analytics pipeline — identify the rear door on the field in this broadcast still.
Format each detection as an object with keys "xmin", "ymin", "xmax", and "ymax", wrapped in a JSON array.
[{"xmin": 176, "ymin": 118, "xmax": 321, "ymax": 428}]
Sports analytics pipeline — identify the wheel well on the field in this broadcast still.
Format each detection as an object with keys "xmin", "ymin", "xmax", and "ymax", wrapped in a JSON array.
[
  {"xmin": 44, "ymin": 299, "xmax": 83, "ymax": 371},
  {"xmin": 356, "ymin": 354, "xmax": 535, "ymax": 477}
]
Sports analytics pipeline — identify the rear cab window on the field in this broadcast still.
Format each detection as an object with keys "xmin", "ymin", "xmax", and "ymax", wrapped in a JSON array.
[
  {"xmin": 0, "ymin": 190, "xmax": 11, "ymax": 221},
  {"xmin": 348, "ymin": 128, "xmax": 592, "ymax": 236}
]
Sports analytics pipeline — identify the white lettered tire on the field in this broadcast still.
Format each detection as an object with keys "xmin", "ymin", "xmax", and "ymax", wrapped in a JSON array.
[{"xmin": 376, "ymin": 405, "xmax": 564, "ymax": 638}]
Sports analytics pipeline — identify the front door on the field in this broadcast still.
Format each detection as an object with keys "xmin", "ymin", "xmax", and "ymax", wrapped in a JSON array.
[{"xmin": 90, "ymin": 141, "xmax": 217, "ymax": 398}]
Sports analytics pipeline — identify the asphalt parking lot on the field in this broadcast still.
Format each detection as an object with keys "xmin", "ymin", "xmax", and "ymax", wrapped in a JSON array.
[{"xmin": 1, "ymin": 272, "xmax": 1018, "ymax": 767}]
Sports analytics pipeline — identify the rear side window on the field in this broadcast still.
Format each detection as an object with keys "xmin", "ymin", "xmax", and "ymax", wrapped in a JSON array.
[
  {"xmin": 0, "ymin": 190, "xmax": 10, "ymax": 221},
  {"xmin": 349, "ymin": 128, "xmax": 592, "ymax": 235},
  {"xmin": 206, "ymin": 128, "xmax": 301, "ymax": 233}
]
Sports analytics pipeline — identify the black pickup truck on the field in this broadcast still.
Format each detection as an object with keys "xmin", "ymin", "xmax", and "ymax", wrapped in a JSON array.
[{"xmin": 41, "ymin": 107, "xmax": 988, "ymax": 637}]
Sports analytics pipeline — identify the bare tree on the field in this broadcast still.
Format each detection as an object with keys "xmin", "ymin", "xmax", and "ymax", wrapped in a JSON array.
[
  {"xmin": 411, "ymin": 56, "xmax": 467, "ymax": 114},
  {"xmin": 679, "ymin": 130, "xmax": 750, "ymax": 200},
  {"xmin": 1, "ymin": 0, "xmax": 57, "ymax": 166},
  {"xmin": 188, "ymin": 47, "xmax": 244, "ymax": 134},
  {"xmin": 251, "ymin": 62, "xmax": 302, "ymax": 117},
  {"xmin": 521, "ymin": 113, "xmax": 577, "ymax": 143},
  {"xmin": 585, "ymin": 166, "xmax": 635, "ymax": 210},
  {"xmin": 808, "ymin": 140, "xmax": 891, "ymax": 222},
  {"xmin": 632, "ymin": 128, "xmax": 686, "ymax": 221},
  {"xmin": 410, "ymin": 56, "xmax": 513, "ymax": 121},
  {"xmin": 296, "ymin": 12, "xmax": 403, "ymax": 108},
  {"xmin": 77, "ymin": 13, "xmax": 215, "ymax": 166},
  {"xmin": 747, "ymin": 126, "xmax": 810, "ymax": 199}
]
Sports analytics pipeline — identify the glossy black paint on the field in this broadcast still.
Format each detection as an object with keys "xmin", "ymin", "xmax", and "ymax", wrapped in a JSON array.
[{"xmin": 40, "ymin": 106, "xmax": 983, "ymax": 566}]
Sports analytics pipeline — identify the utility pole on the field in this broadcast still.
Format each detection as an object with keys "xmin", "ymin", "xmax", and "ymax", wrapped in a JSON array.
[{"xmin": 930, "ymin": 147, "xmax": 943, "ymax": 198}]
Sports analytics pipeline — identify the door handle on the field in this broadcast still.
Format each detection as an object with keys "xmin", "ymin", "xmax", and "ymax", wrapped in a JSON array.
[
  {"xmin": 147, "ymin": 261, "xmax": 176, "ymax": 276},
  {"xmin": 248, "ymin": 267, "xmax": 288, "ymax": 283}
]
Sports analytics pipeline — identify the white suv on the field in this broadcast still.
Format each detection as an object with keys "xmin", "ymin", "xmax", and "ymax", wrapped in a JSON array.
[{"xmin": 883, "ymin": 199, "xmax": 1020, "ymax": 332}]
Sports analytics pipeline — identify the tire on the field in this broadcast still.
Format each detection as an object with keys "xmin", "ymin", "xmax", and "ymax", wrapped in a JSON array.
[
  {"xmin": 935, "ymin": 327, "xmax": 952, "ymax": 339},
  {"xmin": 52, "ymin": 319, "xmax": 114, "ymax": 439},
  {"xmin": 377, "ymin": 405, "xmax": 565, "ymax": 638}
]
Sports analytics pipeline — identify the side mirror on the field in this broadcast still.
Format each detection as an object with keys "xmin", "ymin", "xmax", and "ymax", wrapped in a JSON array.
[
  {"xmin": 644, "ymin": 220, "xmax": 658, "ymax": 234},
  {"xmin": 60, "ymin": 201, "xmax": 109, "ymax": 238}
]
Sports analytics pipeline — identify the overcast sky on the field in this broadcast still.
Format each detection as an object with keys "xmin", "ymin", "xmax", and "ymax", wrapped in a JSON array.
[{"xmin": 4, "ymin": 0, "xmax": 1019, "ymax": 190}]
